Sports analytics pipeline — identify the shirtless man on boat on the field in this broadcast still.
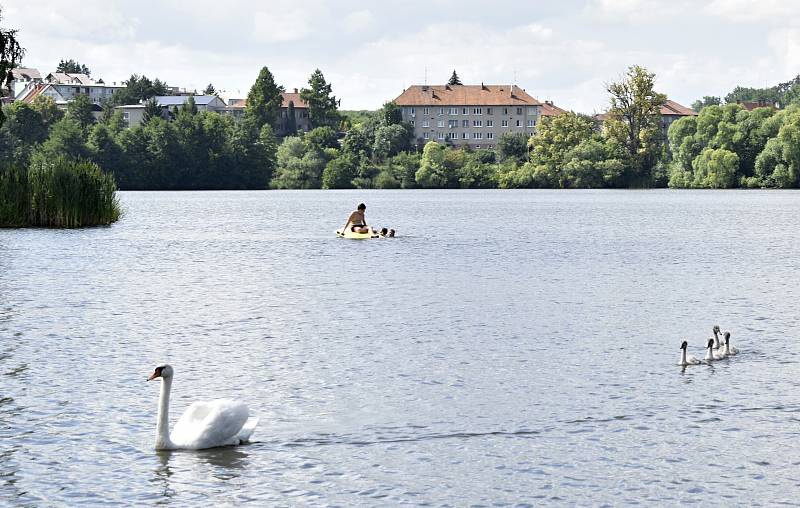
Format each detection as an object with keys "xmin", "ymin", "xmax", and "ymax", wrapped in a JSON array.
[{"xmin": 343, "ymin": 203, "xmax": 369, "ymax": 233}]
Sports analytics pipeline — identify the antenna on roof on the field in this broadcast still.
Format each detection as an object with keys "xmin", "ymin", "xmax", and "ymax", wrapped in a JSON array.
[{"xmin": 513, "ymin": 68, "xmax": 517, "ymax": 86}]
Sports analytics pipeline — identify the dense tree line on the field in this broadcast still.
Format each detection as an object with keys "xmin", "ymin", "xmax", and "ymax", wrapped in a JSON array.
[
  {"xmin": 667, "ymin": 103, "xmax": 800, "ymax": 188},
  {"xmin": 5, "ymin": 55, "xmax": 800, "ymax": 191}
]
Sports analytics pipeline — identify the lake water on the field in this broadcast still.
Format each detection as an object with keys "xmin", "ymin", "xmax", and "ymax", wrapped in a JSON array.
[{"xmin": 2, "ymin": 190, "xmax": 800, "ymax": 506}]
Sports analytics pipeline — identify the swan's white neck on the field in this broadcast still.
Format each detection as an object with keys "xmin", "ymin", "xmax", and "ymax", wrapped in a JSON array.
[
  {"xmin": 705, "ymin": 345, "xmax": 714, "ymax": 361},
  {"xmin": 680, "ymin": 348, "xmax": 688, "ymax": 365},
  {"xmin": 156, "ymin": 377, "xmax": 175, "ymax": 450}
]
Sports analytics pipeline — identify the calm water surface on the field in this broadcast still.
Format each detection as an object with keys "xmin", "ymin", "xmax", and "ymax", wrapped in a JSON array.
[{"xmin": 2, "ymin": 190, "xmax": 800, "ymax": 506}]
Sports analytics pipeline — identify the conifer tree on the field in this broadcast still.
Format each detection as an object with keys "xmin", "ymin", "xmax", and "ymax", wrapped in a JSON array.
[
  {"xmin": 448, "ymin": 70, "xmax": 462, "ymax": 86},
  {"xmin": 300, "ymin": 69, "xmax": 341, "ymax": 128},
  {"xmin": 245, "ymin": 66, "xmax": 284, "ymax": 130}
]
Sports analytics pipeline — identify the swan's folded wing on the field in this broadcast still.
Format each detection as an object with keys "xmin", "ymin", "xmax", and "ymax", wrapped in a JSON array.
[{"xmin": 173, "ymin": 399, "xmax": 250, "ymax": 449}]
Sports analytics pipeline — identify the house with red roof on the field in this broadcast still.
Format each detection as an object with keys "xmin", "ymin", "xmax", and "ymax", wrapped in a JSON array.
[{"xmin": 394, "ymin": 83, "xmax": 559, "ymax": 149}]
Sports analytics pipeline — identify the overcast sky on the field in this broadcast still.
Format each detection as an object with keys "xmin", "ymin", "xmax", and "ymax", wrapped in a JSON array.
[{"xmin": 3, "ymin": 0, "xmax": 799, "ymax": 112}]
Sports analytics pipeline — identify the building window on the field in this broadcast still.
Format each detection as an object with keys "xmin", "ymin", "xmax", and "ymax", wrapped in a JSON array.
[
  {"xmin": 422, "ymin": 120, "xmax": 429, "ymax": 127},
  {"xmin": 473, "ymin": 107, "xmax": 482, "ymax": 115},
  {"xmin": 462, "ymin": 107, "xmax": 468, "ymax": 115},
  {"xmin": 527, "ymin": 119, "xmax": 535, "ymax": 127},
  {"xmin": 423, "ymin": 107, "xmax": 429, "ymax": 115},
  {"xmin": 437, "ymin": 131, "xmax": 444, "ymax": 139},
  {"xmin": 439, "ymin": 107, "xmax": 444, "ymax": 116},
  {"xmin": 449, "ymin": 107, "xmax": 458, "ymax": 115},
  {"xmin": 516, "ymin": 120, "xmax": 521, "ymax": 127},
  {"xmin": 472, "ymin": 132, "xmax": 483, "ymax": 139},
  {"xmin": 501, "ymin": 120, "xmax": 509, "ymax": 127},
  {"xmin": 516, "ymin": 107, "xmax": 523, "ymax": 115},
  {"xmin": 472, "ymin": 120, "xmax": 482, "ymax": 127},
  {"xmin": 423, "ymin": 132, "xmax": 429, "ymax": 139},
  {"xmin": 410, "ymin": 120, "xmax": 415, "ymax": 127},
  {"xmin": 448, "ymin": 120, "xmax": 457, "ymax": 128},
  {"xmin": 462, "ymin": 119, "xmax": 469, "ymax": 128},
  {"xmin": 486, "ymin": 120, "xmax": 493, "ymax": 127},
  {"xmin": 437, "ymin": 120, "xmax": 444, "ymax": 128},
  {"xmin": 475, "ymin": 144, "xmax": 481, "ymax": 149},
  {"xmin": 487, "ymin": 144, "xmax": 493, "ymax": 149},
  {"xmin": 486, "ymin": 108, "xmax": 493, "ymax": 115},
  {"xmin": 487, "ymin": 132, "xmax": 494, "ymax": 139},
  {"xmin": 409, "ymin": 107, "xmax": 415, "ymax": 117},
  {"xmin": 503, "ymin": 107, "xmax": 509, "ymax": 115},
  {"xmin": 462, "ymin": 132, "xmax": 468, "ymax": 139},
  {"xmin": 529, "ymin": 108, "xmax": 536, "ymax": 115}
]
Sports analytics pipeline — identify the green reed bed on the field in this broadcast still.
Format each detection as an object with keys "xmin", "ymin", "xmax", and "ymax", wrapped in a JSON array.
[{"xmin": 0, "ymin": 159, "xmax": 120, "ymax": 228}]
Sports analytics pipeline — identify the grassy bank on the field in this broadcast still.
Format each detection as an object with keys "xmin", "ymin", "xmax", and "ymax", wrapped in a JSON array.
[{"xmin": 0, "ymin": 159, "xmax": 120, "ymax": 228}]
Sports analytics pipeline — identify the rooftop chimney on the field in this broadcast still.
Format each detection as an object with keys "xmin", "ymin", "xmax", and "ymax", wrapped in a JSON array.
[{"xmin": 294, "ymin": 88, "xmax": 298, "ymax": 93}]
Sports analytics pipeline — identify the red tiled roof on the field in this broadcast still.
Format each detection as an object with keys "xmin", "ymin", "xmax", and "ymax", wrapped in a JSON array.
[
  {"xmin": 394, "ymin": 84, "xmax": 541, "ymax": 106},
  {"xmin": 737, "ymin": 100, "xmax": 778, "ymax": 111},
  {"xmin": 660, "ymin": 99, "xmax": 697, "ymax": 116},
  {"xmin": 540, "ymin": 101, "xmax": 566, "ymax": 117},
  {"xmin": 281, "ymin": 92, "xmax": 308, "ymax": 109},
  {"xmin": 595, "ymin": 100, "xmax": 696, "ymax": 121},
  {"xmin": 21, "ymin": 83, "xmax": 49, "ymax": 103}
]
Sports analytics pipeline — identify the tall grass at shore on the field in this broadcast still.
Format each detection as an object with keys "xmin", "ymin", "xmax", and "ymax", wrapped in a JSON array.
[{"xmin": 0, "ymin": 159, "xmax": 120, "ymax": 228}]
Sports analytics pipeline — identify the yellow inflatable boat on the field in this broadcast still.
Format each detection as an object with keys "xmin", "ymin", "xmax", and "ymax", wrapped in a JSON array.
[{"xmin": 336, "ymin": 228, "xmax": 379, "ymax": 239}]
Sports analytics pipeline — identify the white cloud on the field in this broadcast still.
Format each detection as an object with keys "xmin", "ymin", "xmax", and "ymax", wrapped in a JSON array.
[
  {"xmin": 768, "ymin": 28, "xmax": 800, "ymax": 78},
  {"xmin": 704, "ymin": 0, "xmax": 798, "ymax": 23},
  {"xmin": 343, "ymin": 10, "xmax": 374, "ymax": 34},
  {"xmin": 252, "ymin": 8, "xmax": 313, "ymax": 43}
]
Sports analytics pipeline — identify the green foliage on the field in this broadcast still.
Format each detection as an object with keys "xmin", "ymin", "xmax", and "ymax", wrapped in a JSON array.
[
  {"xmin": 203, "ymin": 83, "xmax": 216, "ymax": 95},
  {"xmin": 0, "ymin": 9, "xmax": 24, "ymax": 126},
  {"xmin": 271, "ymin": 136, "xmax": 326, "ymax": 189},
  {"xmin": 31, "ymin": 96, "xmax": 64, "ymax": 127},
  {"xmin": 373, "ymin": 123, "xmax": 412, "ymax": 161},
  {"xmin": 0, "ymin": 158, "xmax": 120, "ymax": 228},
  {"xmin": 379, "ymin": 102, "xmax": 403, "ymax": 126},
  {"xmin": 111, "ymin": 75, "xmax": 170, "ymax": 106},
  {"xmin": 340, "ymin": 110, "xmax": 376, "ymax": 128},
  {"xmin": 142, "ymin": 98, "xmax": 162, "ymax": 124},
  {"xmin": 300, "ymin": 69, "xmax": 341, "ymax": 128},
  {"xmin": 604, "ymin": 65, "xmax": 667, "ymax": 184},
  {"xmin": 56, "ymin": 59, "xmax": 90, "ymax": 76},
  {"xmin": 322, "ymin": 153, "xmax": 358, "ymax": 189},
  {"xmin": 691, "ymin": 96, "xmax": 721, "ymax": 112},
  {"xmin": 447, "ymin": 70, "xmax": 462, "ymax": 86},
  {"xmin": 67, "ymin": 93, "xmax": 96, "ymax": 129},
  {"xmin": 416, "ymin": 141, "xmax": 456, "ymax": 188},
  {"xmin": 496, "ymin": 132, "xmax": 529, "ymax": 162},
  {"xmin": 304, "ymin": 126, "xmax": 339, "ymax": 152},
  {"xmin": 245, "ymin": 66, "xmax": 284, "ymax": 131}
]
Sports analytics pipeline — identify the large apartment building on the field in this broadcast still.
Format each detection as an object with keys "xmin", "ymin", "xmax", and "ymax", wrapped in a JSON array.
[{"xmin": 394, "ymin": 84, "xmax": 544, "ymax": 149}]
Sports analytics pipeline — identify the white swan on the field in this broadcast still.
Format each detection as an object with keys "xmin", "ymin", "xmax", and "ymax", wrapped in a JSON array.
[
  {"xmin": 723, "ymin": 332, "xmax": 739, "ymax": 356},
  {"xmin": 712, "ymin": 326, "xmax": 724, "ymax": 351},
  {"xmin": 148, "ymin": 364, "xmax": 259, "ymax": 450},
  {"xmin": 679, "ymin": 340, "xmax": 703, "ymax": 366},
  {"xmin": 704, "ymin": 338, "xmax": 727, "ymax": 361}
]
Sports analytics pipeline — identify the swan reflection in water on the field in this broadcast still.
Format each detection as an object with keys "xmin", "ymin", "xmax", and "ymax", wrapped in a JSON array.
[{"xmin": 153, "ymin": 445, "xmax": 251, "ymax": 498}]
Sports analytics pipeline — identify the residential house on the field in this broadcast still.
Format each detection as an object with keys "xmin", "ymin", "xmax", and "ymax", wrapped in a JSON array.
[
  {"xmin": 115, "ymin": 95, "xmax": 227, "ymax": 127},
  {"xmin": 279, "ymin": 89, "xmax": 311, "ymax": 135},
  {"xmin": 16, "ymin": 72, "xmax": 124, "ymax": 113},
  {"xmin": 218, "ymin": 90, "xmax": 312, "ymax": 135},
  {"xmin": 6, "ymin": 67, "xmax": 42, "ymax": 99},
  {"xmin": 394, "ymin": 84, "xmax": 543, "ymax": 149},
  {"xmin": 736, "ymin": 100, "xmax": 780, "ymax": 111}
]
